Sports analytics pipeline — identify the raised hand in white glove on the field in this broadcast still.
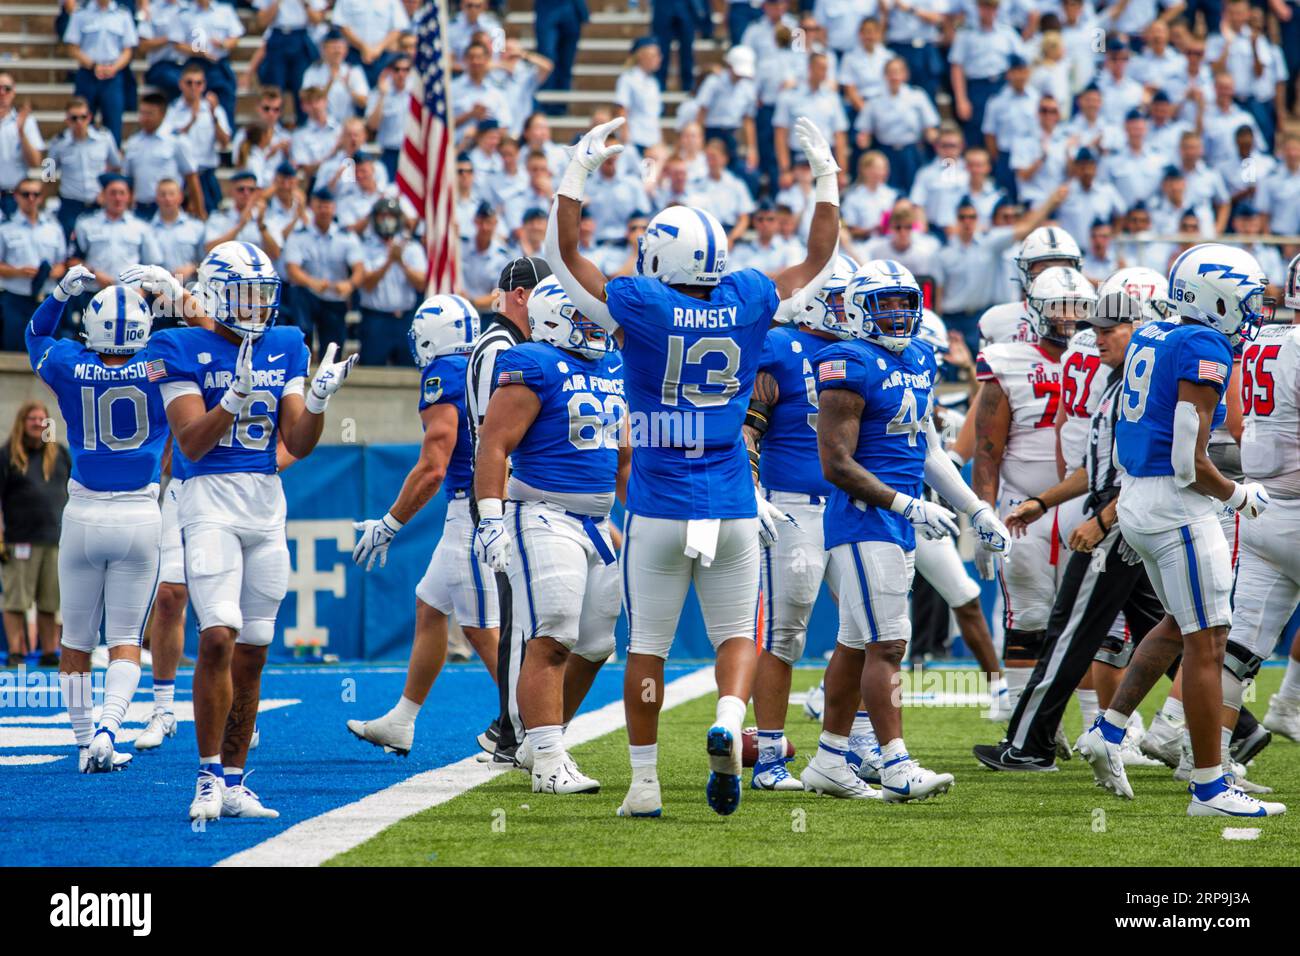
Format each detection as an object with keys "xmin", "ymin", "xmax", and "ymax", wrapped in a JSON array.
[
  {"xmin": 474, "ymin": 499, "xmax": 511, "ymax": 572},
  {"xmin": 891, "ymin": 493, "xmax": 959, "ymax": 541},
  {"xmin": 220, "ymin": 333, "xmax": 256, "ymax": 415},
  {"xmin": 794, "ymin": 116, "xmax": 840, "ymax": 179},
  {"xmin": 970, "ymin": 505, "xmax": 1012, "ymax": 555},
  {"xmin": 559, "ymin": 117, "xmax": 625, "ymax": 200},
  {"xmin": 352, "ymin": 512, "xmax": 403, "ymax": 571},
  {"xmin": 119, "ymin": 264, "xmax": 184, "ymax": 302},
  {"xmin": 755, "ymin": 488, "xmax": 800, "ymax": 548},
  {"xmin": 53, "ymin": 265, "xmax": 95, "ymax": 302},
  {"xmin": 306, "ymin": 342, "xmax": 359, "ymax": 414},
  {"xmin": 1227, "ymin": 481, "xmax": 1270, "ymax": 519}
]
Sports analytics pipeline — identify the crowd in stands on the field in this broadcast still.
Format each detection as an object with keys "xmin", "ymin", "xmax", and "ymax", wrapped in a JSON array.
[{"xmin": 0, "ymin": 0, "xmax": 1298, "ymax": 364}]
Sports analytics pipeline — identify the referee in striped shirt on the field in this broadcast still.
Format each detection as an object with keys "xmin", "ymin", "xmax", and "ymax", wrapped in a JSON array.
[{"xmin": 467, "ymin": 255, "xmax": 551, "ymax": 764}]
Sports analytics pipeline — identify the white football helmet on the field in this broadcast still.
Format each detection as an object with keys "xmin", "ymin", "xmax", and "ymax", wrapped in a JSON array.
[
  {"xmin": 1016, "ymin": 226, "xmax": 1083, "ymax": 292},
  {"xmin": 637, "ymin": 205, "xmax": 728, "ymax": 286},
  {"xmin": 1285, "ymin": 251, "xmax": 1300, "ymax": 311},
  {"xmin": 83, "ymin": 285, "xmax": 152, "ymax": 355},
  {"xmin": 795, "ymin": 262, "xmax": 857, "ymax": 339},
  {"xmin": 918, "ymin": 308, "xmax": 949, "ymax": 356},
  {"xmin": 1027, "ymin": 266, "xmax": 1096, "ymax": 344},
  {"xmin": 1098, "ymin": 267, "xmax": 1170, "ymax": 324},
  {"xmin": 197, "ymin": 241, "xmax": 281, "ymax": 338},
  {"xmin": 409, "ymin": 294, "xmax": 480, "ymax": 366},
  {"xmin": 846, "ymin": 259, "xmax": 924, "ymax": 352},
  {"xmin": 1168, "ymin": 243, "xmax": 1271, "ymax": 346},
  {"xmin": 528, "ymin": 274, "xmax": 613, "ymax": 359}
]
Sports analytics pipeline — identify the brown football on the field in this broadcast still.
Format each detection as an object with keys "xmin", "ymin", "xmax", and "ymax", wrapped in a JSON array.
[{"xmin": 741, "ymin": 726, "xmax": 797, "ymax": 767}]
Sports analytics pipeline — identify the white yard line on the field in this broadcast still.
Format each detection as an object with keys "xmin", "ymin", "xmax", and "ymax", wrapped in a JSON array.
[{"xmin": 216, "ymin": 666, "xmax": 717, "ymax": 868}]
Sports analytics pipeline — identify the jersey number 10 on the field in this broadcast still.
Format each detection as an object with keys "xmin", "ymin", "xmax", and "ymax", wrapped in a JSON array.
[{"xmin": 80, "ymin": 385, "xmax": 148, "ymax": 451}]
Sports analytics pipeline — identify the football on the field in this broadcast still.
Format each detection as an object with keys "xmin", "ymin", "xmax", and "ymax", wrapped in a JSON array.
[{"xmin": 741, "ymin": 726, "xmax": 796, "ymax": 767}]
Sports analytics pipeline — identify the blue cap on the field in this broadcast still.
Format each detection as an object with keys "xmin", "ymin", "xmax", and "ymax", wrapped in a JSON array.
[
  {"xmin": 1080, "ymin": 82, "xmax": 1100, "ymax": 95},
  {"xmin": 1129, "ymin": 199, "xmax": 1147, "ymax": 212},
  {"xmin": 631, "ymin": 36, "xmax": 659, "ymax": 54},
  {"xmin": 1007, "ymin": 53, "xmax": 1028, "ymax": 69},
  {"xmin": 275, "ymin": 160, "xmax": 298, "ymax": 178},
  {"xmin": 1074, "ymin": 146, "xmax": 1097, "ymax": 163},
  {"xmin": 230, "ymin": 169, "xmax": 258, "ymax": 183},
  {"xmin": 1234, "ymin": 201, "xmax": 1259, "ymax": 217},
  {"xmin": 474, "ymin": 200, "xmax": 496, "ymax": 218},
  {"xmin": 1162, "ymin": 164, "xmax": 1184, "ymax": 181},
  {"xmin": 351, "ymin": 151, "xmax": 375, "ymax": 164},
  {"xmin": 522, "ymin": 206, "xmax": 547, "ymax": 222},
  {"xmin": 1151, "ymin": 90, "xmax": 1171, "ymax": 104},
  {"xmin": 323, "ymin": 27, "xmax": 345, "ymax": 42},
  {"xmin": 1105, "ymin": 35, "xmax": 1128, "ymax": 54},
  {"xmin": 456, "ymin": 151, "xmax": 473, "ymax": 165},
  {"xmin": 1089, "ymin": 218, "xmax": 1109, "ymax": 230},
  {"xmin": 1125, "ymin": 107, "xmax": 1146, "ymax": 122},
  {"xmin": 955, "ymin": 194, "xmax": 977, "ymax": 212},
  {"xmin": 476, "ymin": 118, "xmax": 500, "ymax": 132},
  {"xmin": 311, "ymin": 186, "xmax": 335, "ymax": 202},
  {"xmin": 98, "ymin": 171, "xmax": 129, "ymax": 189}
]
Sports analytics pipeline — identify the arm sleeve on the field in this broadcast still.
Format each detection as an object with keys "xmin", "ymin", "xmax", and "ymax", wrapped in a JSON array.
[
  {"xmin": 543, "ymin": 199, "xmax": 618, "ymax": 332},
  {"xmin": 773, "ymin": 241, "xmax": 839, "ymax": 324},
  {"xmin": 923, "ymin": 418, "xmax": 980, "ymax": 513},
  {"xmin": 26, "ymin": 291, "xmax": 67, "ymax": 340}
]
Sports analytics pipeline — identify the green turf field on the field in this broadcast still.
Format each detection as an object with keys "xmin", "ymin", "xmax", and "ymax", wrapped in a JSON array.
[{"xmin": 329, "ymin": 666, "xmax": 1298, "ymax": 867}]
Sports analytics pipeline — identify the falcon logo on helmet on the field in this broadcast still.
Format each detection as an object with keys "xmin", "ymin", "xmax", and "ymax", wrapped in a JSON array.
[
  {"xmin": 1169, "ymin": 243, "xmax": 1273, "ymax": 347},
  {"xmin": 1098, "ymin": 266, "xmax": 1171, "ymax": 324},
  {"xmin": 197, "ymin": 240, "xmax": 281, "ymax": 338},
  {"xmin": 845, "ymin": 259, "xmax": 924, "ymax": 352},
  {"xmin": 637, "ymin": 205, "xmax": 729, "ymax": 287},
  {"xmin": 409, "ymin": 294, "xmax": 480, "ymax": 367},
  {"xmin": 1015, "ymin": 226, "xmax": 1083, "ymax": 292},
  {"xmin": 1027, "ymin": 266, "xmax": 1096, "ymax": 344},
  {"xmin": 528, "ymin": 274, "xmax": 613, "ymax": 359},
  {"xmin": 83, "ymin": 285, "xmax": 152, "ymax": 355}
]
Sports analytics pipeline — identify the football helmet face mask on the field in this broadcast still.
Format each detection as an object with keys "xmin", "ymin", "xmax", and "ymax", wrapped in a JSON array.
[
  {"xmin": 408, "ymin": 294, "xmax": 481, "ymax": 366},
  {"xmin": 1169, "ymin": 243, "xmax": 1273, "ymax": 347},
  {"xmin": 1098, "ymin": 266, "xmax": 1170, "ymax": 324},
  {"xmin": 846, "ymin": 259, "xmax": 924, "ymax": 352},
  {"xmin": 637, "ymin": 205, "xmax": 729, "ymax": 287},
  {"xmin": 1028, "ymin": 266, "xmax": 1096, "ymax": 344},
  {"xmin": 527, "ymin": 275, "xmax": 613, "ymax": 359},
  {"xmin": 1016, "ymin": 226, "xmax": 1083, "ymax": 292},
  {"xmin": 917, "ymin": 308, "xmax": 950, "ymax": 356},
  {"xmin": 197, "ymin": 241, "xmax": 281, "ymax": 338},
  {"xmin": 83, "ymin": 285, "xmax": 152, "ymax": 355},
  {"xmin": 1285, "ymin": 251, "xmax": 1300, "ymax": 312}
]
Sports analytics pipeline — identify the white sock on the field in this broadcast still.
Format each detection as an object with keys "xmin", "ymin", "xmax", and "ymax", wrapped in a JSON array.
[
  {"xmin": 1161, "ymin": 696, "xmax": 1185, "ymax": 723},
  {"xmin": 628, "ymin": 743, "xmax": 657, "ymax": 773},
  {"xmin": 99, "ymin": 659, "xmax": 141, "ymax": 736},
  {"xmin": 1103, "ymin": 708, "xmax": 1129, "ymax": 730},
  {"xmin": 756, "ymin": 729, "xmax": 784, "ymax": 763},
  {"xmin": 1076, "ymin": 689, "xmax": 1099, "ymax": 736},
  {"xmin": 1004, "ymin": 668, "xmax": 1031, "ymax": 708},
  {"xmin": 390, "ymin": 695, "xmax": 421, "ymax": 725},
  {"xmin": 814, "ymin": 731, "xmax": 850, "ymax": 769},
  {"xmin": 60, "ymin": 671, "xmax": 94, "ymax": 747},
  {"xmin": 1278, "ymin": 659, "xmax": 1300, "ymax": 703},
  {"xmin": 530, "ymin": 724, "xmax": 563, "ymax": 758},
  {"xmin": 1220, "ymin": 726, "xmax": 1233, "ymax": 764},
  {"xmin": 152, "ymin": 677, "xmax": 175, "ymax": 714},
  {"xmin": 851, "ymin": 711, "xmax": 874, "ymax": 740},
  {"xmin": 1190, "ymin": 765, "xmax": 1221, "ymax": 786},
  {"xmin": 714, "ymin": 695, "xmax": 746, "ymax": 734},
  {"xmin": 880, "ymin": 737, "xmax": 908, "ymax": 769}
]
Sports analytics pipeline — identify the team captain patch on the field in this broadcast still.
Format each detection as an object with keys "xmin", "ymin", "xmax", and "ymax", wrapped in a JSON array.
[
  {"xmin": 818, "ymin": 360, "xmax": 847, "ymax": 382},
  {"xmin": 423, "ymin": 376, "xmax": 442, "ymax": 404},
  {"xmin": 1197, "ymin": 360, "xmax": 1227, "ymax": 385}
]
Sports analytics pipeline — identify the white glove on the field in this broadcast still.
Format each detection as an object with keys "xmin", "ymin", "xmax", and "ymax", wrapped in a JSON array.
[
  {"xmin": 306, "ymin": 342, "xmax": 359, "ymax": 414},
  {"xmin": 52, "ymin": 265, "xmax": 95, "ymax": 302},
  {"xmin": 969, "ymin": 505, "xmax": 1012, "ymax": 555},
  {"xmin": 352, "ymin": 512, "xmax": 403, "ymax": 571},
  {"xmin": 1227, "ymin": 481, "xmax": 1270, "ymax": 519},
  {"xmin": 220, "ymin": 333, "xmax": 255, "ymax": 414},
  {"xmin": 891, "ymin": 493, "xmax": 959, "ymax": 541},
  {"xmin": 794, "ymin": 116, "xmax": 840, "ymax": 179},
  {"xmin": 755, "ymin": 489, "xmax": 800, "ymax": 548},
  {"xmin": 974, "ymin": 546, "xmax": 1001, "ymax": 581},
  {"xmin": 1117, "ymin": 534, "xmax": 1143, "ymax": 566},
  {"xmin": 474, "ymin": 499, "xmax": 511, "ymax": 572},
  {"xmin": 559, "ymin": 116, "xmax": 625, "ymax": 200},
  {"xmin": 119, "ymin": 264, "xmax": 184, "ymax": 302}
]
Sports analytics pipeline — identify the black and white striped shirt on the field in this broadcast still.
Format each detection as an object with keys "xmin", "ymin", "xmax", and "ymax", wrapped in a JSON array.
[
  {"xmin": 1086, "ymin": 369, "xmax": 1124, "ymax": 514},
  {"xmin": 466, "ymin": 316, "xmax": 528, "ymax": 459}
]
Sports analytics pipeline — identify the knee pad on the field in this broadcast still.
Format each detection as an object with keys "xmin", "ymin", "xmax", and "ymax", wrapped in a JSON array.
[
  {"xmin": 1222, "ymin": 668, "xmax": 1244, "ymax": 713},
  {"xmin": 236, "ymin": 618, "xmax": 275, "ymax": 647},
  {"xmin": 764, "ymin": 627, "xmax": 807, "ymax": 667},
  {"xmin": 1224, "ymin": 639, "xmax": 1264, "ymax": 683},
  {"xmin": 1005, "ymin": 628, "xmax": 1047, "ymax": 663},
  {"xmin": 200, "ymin": 601, "xmax": 244, "ymax": 634},
  {"xmin": 1094, "ymin": 633, "xmax": 1135, "ymax": 669},
  {"xmin": 575, "ymin": 633, "xmax": 615, "ymax": 664}
]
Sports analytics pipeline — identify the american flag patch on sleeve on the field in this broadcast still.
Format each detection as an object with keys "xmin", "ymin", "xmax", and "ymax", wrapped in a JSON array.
[
  {"xmin": 818, "ymin": 360, "xmax": 847, "ymax": 382},
  {"xmin": 144, "ymin": 359, "xmax": 167, "ymax": 382},
  {"xmin": 1197, "ymin": 359, "xmax": 1227, "ymax": 385},
  {"xmin": 497, "ymin": 369, "xmax": 525, "ymax": 387}
]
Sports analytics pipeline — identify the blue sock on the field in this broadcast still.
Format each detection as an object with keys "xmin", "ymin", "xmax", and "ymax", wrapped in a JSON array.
[
  {"xmin": 224, "ymin": 767, "xmax": 244, "ymax": 788},
  {"xmin": 1191, "ymin": 775, "xmax": 1229, "ymax": 801},
  {"xmin": 1097, "ymin": 716, "xmax": 1127, "ymax": 744},
  {"xmin": 199, "ymin": 761, "xmax": 223, "ymax": 778}
]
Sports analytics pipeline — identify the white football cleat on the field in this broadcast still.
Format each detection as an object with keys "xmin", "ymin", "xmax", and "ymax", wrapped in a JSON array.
[
  {"xmin": 532, "ymin": 752, "xmax": 600, "ymax": 794},
  {"xmin": 801, "ymin": 760, "xmax": 882, "ymax": 799},
  {"xmin": 616, "ymin": 772, "xmax": 663, "ymax": 818},
  {"xmin": 1226, "ymin": 761, "xmax": 1273, "ymax": 795},
  {"xmin": 1262, "ymin": 695, "xmax": 1300, "ymax": 742},
  {"xmin": 78, "ymin": 745, "xmax": 132, "ymax": 773},
  {"xmin": 879, "ymin": 757, "xmax": 954, "ymax": 802},
  {"xmin": 515, "ymin": 735, "xmax": 534, "ymax": 771},
  {"xmin": 134, "ymin": 710, "xmax": 177, "ymax": 750},
  {"xmin": 1053, "ymin": 724, "xmax": 1073, "ymax": 761},
  {"xmin": 1077, "ymin": 719, "xmax": 1134, "ymax": 799},
  {"xmin": 189, "ymin": 771, "xmax": 224, "ymax": 821},
  {"xmin": 221, "ymin": 772, "xmax": 280, "ymax": 818},
  {"xmin": 848, "ymin": 733, "xmax": 883, "ymax": 784},
  {"xmin": 1139, "ymin": 711, "xmax": 1184, "ymax": 768},
  {"xmin": 1172, "ymin": 735, "xmax": 1193, "ymax": 782},
  {"xmin": 85, "ymin": 728, "xmax": 130, "ymax": 773},
  {"xmin": 1187, "ymin": 783, "xmax": 1286, "ymax": 817},
  {"xmin": 751, "ymin": 756, "xmax": 805, "ymax": 791},
  {"xmin": 346, "ymin": 714, "xmax": 413, "ymax": 756},
  {"xmin": 1121, "ymin": 715, "xmax": 1162, "ymax": 767},
  {"xmin": 803, "ymin": 678, "xmax": 825, "ymax": 721}
]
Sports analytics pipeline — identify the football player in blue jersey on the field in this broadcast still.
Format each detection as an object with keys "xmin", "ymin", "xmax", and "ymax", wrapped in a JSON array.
[
  {"xmin": 147, "ymin": 240, "xmax": 358, "ymax": 821},
  {"xmin": 802, "ymin": 260, "xmax": 1011, "ymax": 801},
  {"xmin": 473, "ymin": 276, "xmax": 630, "ymax": 795},
  {"xmin": 544, "ymin": 114, "xmax": 841, "ymax": 818},
  {"xmin": 26, "ymin": 267, "xmax": 164, "ymax": 774},
  {"xmin": 743, "ymin": 259, "xmax": 857, "ymax": 792},
  {"xmin": 347, "ymin": 295, "xmax": 501, "ymax": 756},
  {"xmin": 1079, "ymin": 243, "xmax": 1284, "ymax": 817}
]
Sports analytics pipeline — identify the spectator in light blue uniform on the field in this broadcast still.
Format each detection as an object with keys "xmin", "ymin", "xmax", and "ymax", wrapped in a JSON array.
[
  {"xmin": 0, "ymin": 180, "xmax": 68, "ymax": 349},
  {"xmin": 63, "ymin": 0, "xmax": 137, "ymax": 144},
  {"xmin": 47, "ymin": 97, "xmax": 121, "ymax": 240}
]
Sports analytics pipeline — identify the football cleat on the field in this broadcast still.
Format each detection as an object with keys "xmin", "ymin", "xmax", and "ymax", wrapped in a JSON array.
[
  {"xmin": 1262, "ymin": 695, "xmax": 1300, "ymax": 742},
  {"xmin": 751, "ymin": 756, "xmax": 804, "ymax": 791},
  {"xmin": 476, "ymin": 717, "xmax": 501, "ymax": 754},
  {"xmin": 879, "ymin": 757, "xmax": 954, "ymax": 802},
  {"xmin": 491, "ymin": 742, "xmax": 519, "ymax": 767},
  {"xmin": 801, "ymin": 761, "xmax": 882, "ymax": 799},
  {"xmin": 86, "ymin": 728, "xmax": 129, "ymax": 773},
  {"xmin": 803, "ymin": 678, "xmax": 825, "ymax": 721},
  {"xmin": 1053, "ymin": 724, "xmax": 1073, "ymax": 761},
  {"xmin": 532, "ymin": 752, "xmax": 600, "ymax": 794},
  {"xmin": 189, "ymin": 770, "xmax": 224, "ymax": 821},
  {"xmin": 134, "ymin": 710, "xmax": 177, "ymax": 750},
  {"xmin": 1231, "ymin": 723, "xmax": 1272, "ymax": 766},
  {"xmin": 985, "ymin": 684, "xmax": 1014, "ymax": 722},
  {"xmin": 1077, "ymin": 718, "xmax": 1134, "ymax": 799},
  {"xmin": 1139, "ymin": 711, "xmax": 1184, "ymax": 768},
  {"xmin": 78, "ymin": 745, "xmax": 132, "ymax": 773},
  {"xmin": 1187, "ymin": 782, "xmax": 1286, "ymax": 817},
  {"xmin": 346, "ymin": 714, "xmax": 413, "ymax": 756},
  {"xmin": 616, "ymin": 773, "xmax": 663, "ymax": 818},
  {"xmin": 1121, "ymin": 715, "xmax": 1163, "ymax": 767},
  {"xmin": 1172, "ymin": 735, "xmax": 1194, "ymax": 782},
  {"xmin": 972, "ymin": 741, "xmax": 1058, "ymax": 772},
  {"xmin": 1226, "ymin": 761, "xmax": 1273, "ymax": 795},
  {"xmin": 706, "ymin": 724, "xmax": 742, "ymax": 815},
  {"xmin": 846, "ymin": 734, "xmax": 883, "ymax": 784},
  {"xmin": 221, "ymin": 772, "xmax": 280, "ymax": 818},
  {"xmin": 515, "ymin": 735, "xmax": 534, "ymax": 771}
]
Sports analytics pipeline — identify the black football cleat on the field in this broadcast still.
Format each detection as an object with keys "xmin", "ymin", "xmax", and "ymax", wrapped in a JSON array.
[{"xmin": 973, "ymin": 742, "xmax": 1059, "ymax": 772}]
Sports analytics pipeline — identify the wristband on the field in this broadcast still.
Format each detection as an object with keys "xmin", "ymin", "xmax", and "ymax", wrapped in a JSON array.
[
  {"xmin": 889, "ymin": 492, "xmax": 912, "ymax": 515},
  {"xmin": 1226, "ymin": 482, "xmax": 1247, "ymax": 511},
  {"xmin": 220, "ymin": 387, "xmax": 249, "ymax": 415},
  {"xmin": 478, "ymin": 498, "xmax": 504, "ymax": 520},
  {"xmin": 381, "ymin": 511, "xmax": 405, "ymax": 533},
  {"xmin": 1094, "ymin": 512, "xmax": 1110, "ymax": 534},
  {"xmin": 557, "ymin": 161, "xmax": 591, "ymax": 203},
  {"xmin": 813, "ymin": 172, "xmax": 840, "ymax": 207},
  {"xmin": 305, "ymin": 389, "xmax": 329, "ymax": 415},
  {"xmin": 1027, "ymin": 496, "xmax": 1048, "ymax": 514}
]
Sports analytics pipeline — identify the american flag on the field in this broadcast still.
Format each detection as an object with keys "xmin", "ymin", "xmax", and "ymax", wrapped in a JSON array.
[
  {"xmin": 818, "ymin": 360, "xmax": 847, "ymax": 382},
  {"xmin": 144, "ymin": 359, "xmax": 168, "ymax": 382},
  {"xmin": 1197, "ymin": 360, "xmax": 1228, "ymax": 385},
  {"xmin": 397, "ymin": 0, "xmax": 458, "ymax": 296}
]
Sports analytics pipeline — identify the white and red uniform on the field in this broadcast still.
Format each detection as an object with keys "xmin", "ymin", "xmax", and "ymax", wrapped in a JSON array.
[
  {"xmin": 1056, "ymin": 327, "xmax": 1105, "ymax": 540},
  {"xmin": 977, "ymin": 341, "xmax": 1065, "ymax": 632}
]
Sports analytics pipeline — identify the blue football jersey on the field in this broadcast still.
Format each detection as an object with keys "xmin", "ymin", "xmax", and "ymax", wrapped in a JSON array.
[
  {"xmin": 27, "ymin": 330, "xmax": 170, "ymax": 492},
  {"xmin": 418, "ymin": 353, "xmax": 474, "ymax": 496},
  {"xmin": 605, "ymin": 268, "xmax": 780, "ymax": 519},
  {"xmin": 149, "ymin": 325, "xmax": 311, "ymax": 477},
  {"xmin": 491, "ymin": 342, "xmax": 624, "ymax": 496},
  {"xmin": 757, "ymin": 325, "xmax": 838, "ymax": 497},
  {"xmin": 816, "ymin": 338, "xmax": 938, "ymax": 551},
  {"xmin": 1116, "ymin": 321, "xmax": 1231, "ymax": 478}
]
